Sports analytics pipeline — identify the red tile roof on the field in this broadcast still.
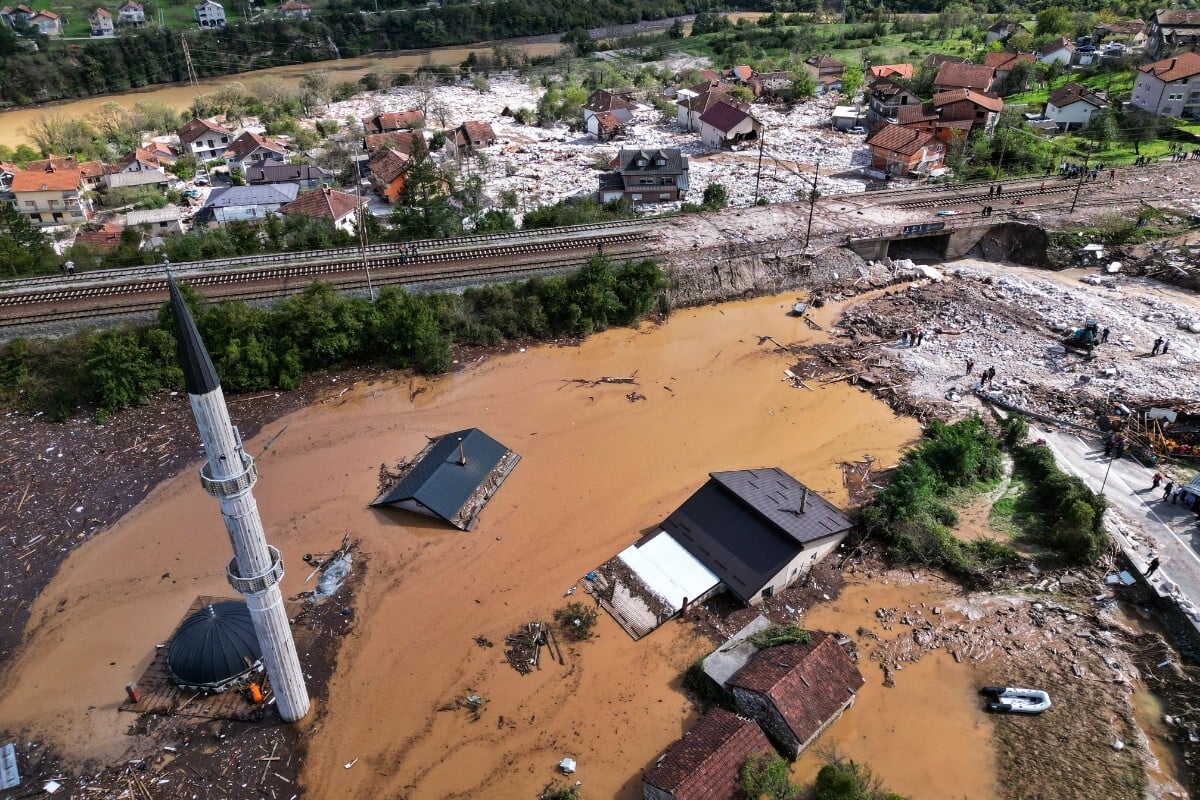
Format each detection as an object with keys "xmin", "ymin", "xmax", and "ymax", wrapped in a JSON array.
[
  {"xmin": 24, "ymin": 156, "xmax": 78, "ymax": 172},
  {"xmin": 896, "ymin": 103, "xmax": 938, "ymax": 124},
  {"xmin": 867, "ymin": 63, "xmax": 913, "ymax": 79},
  {"xmin": 984, "ymin": 51, "xmax": 1035, "ymax": 70},
  {"xmin": 932, "ymin": 88, "xmax": 1004, "ymax": 112},
  {"xmin": 362, "ymin": 111, "xmax": 425, "ymax": 133},
  {"xmin": 933, "ymin": 62, "xmax": 995, "ymax": 91},
  {"xmin": 1047, "ymin": 81, "xmax": 1109, "ymax": 110},
  {"xmin": 177, "ymin": 117, "xmax": 232, "ymax": 144},
  {"xmin": 92, "ymin": 7, "xmax": 111, "ymax": 16},
  {"xmin": 279, "ymin": 186, "xmax": 362, "ymax": 221},
  {"xmin": 643, "ymin": 709, "xmax": 773, "ymax": 800},
  {"xmin": 1139, "ymin": 51, "xmax": 1200, "ymax": 82},
  {"xmin": 590, "ymin": 110, "xmax": 624, "ymax": 133},
  {"xmin": 731, "ymin": 65, "xmax": 753, "ymax": 82},
  {"xmin": 728, "ymin": 633, "xmax": 865, "ymax": 748},
  {"xmin": 866, "ymin": 121, "xmax": 938, "ymax": 155},
  {"xmin": 459, "ymin": 121, "xmax": 496, "ymax": 144},
  {"xmin": 1039, "ymin": 36, "xmax": 1075, "ymax": 56},
  {"xmin": 1154, "ymin": 8, "xmax": 1200, "ymax": 26},
  {"xmin": 74, "ymin": 222, "xmax": 124, "ymax": 251},
  {"xmin": 363, "ymin": 129, "xmax": 425, "ymax": 155},
  {"xmin": 677, "ymin": 89, "xmax": 732, "ymax": 114},
  {"xmin": 584, "ymin": 89, "xmax": 638, "ymax": 114},
  {"xmin": 223, "ymin": 131, "xmax": 287, "ymax": 162},
  {"xmin": 368, "ymin": 148, "xmax": 410, "ymax": 184},
  {"xmin": 11, "ymin": 165, "xmax": 82, "ymax": 192},
  {"xmin": 699, "ymin": 100, "xmax": 753, "ymax": 133}
]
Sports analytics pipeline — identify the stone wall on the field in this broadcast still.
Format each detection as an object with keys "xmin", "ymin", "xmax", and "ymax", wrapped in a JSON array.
[{"xmin": 731, "ymin": 687, "xmax": 800, "ymax": 760}]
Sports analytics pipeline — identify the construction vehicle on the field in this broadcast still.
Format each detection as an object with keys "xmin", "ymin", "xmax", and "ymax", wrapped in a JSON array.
[{"xmin": 1063, "ymin": 319, "xmax": 1100, "ymax": 357}]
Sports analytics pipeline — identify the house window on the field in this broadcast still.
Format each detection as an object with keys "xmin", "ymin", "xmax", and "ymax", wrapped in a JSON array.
[
  {"xmin": 761, "ymin": 586, "xmax": 774, "ymax": 599},
  {"xmin": 25, "ymin": 200, "xmax": 34, "ymax": 207},
  {"xmin": 659, "ymin": 193, "xmax": 670, "ymax": 199}
]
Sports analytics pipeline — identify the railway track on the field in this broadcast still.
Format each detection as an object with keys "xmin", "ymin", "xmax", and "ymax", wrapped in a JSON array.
[{"xmin": 0, "ymin": 233, "xmax": 653, "ymax": 330}]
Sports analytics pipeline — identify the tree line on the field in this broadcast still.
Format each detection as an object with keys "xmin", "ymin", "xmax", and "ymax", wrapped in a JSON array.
[{"xmin": 0, "ymin": 254, "xmax": 666, "ymax": 421}]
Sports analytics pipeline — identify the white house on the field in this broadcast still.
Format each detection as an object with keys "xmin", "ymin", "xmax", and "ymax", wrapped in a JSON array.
[
  {"xmin": 1130, "ymin": 51, "xmax": 1200, "ymax": 118},
  {"xmin": 27, "ymin": 9, "xmax": 61, "ymax": 35},
  {"xmin": 1038, "ymin": 37, "xmax": 1076, "ymax": 65},
  {"xmin": 198, "ymin": 184, "xmax": 299, "ymax": 226},
  {"xmin": 222, "ymin": 131, "xmax": 289, "ymax": 173},
  {"xmin": 1045, "ymin": 82, "xmax": 1109, "ymax": 129},
  {"xmin": 194, "ymin": 0, "xmax": 224, "ymax": 28},
  {"xmin": 117, "ymin": 0, "xmax": 144, "ymax": 25},
  {"xmin": 278, "ymin": 187, "xmax": 365, "ymax": 235},
  {"xmin": 698, "ymin": 100, "xmax": 763, "ymax": 149},
  {"xmin": 125, "ymin": 206, "xmax": 183, "ymax": 235},
  {"xmin": 89, "ymin": 7, "xmax": 114, "ymax": 36},
  {"xmin": 675, "ymin": 87, "xmax": 731, "ymax": 131},
  {"xmin": 177, "ymin": 117, "xmax": 234, "ymax": 161}
]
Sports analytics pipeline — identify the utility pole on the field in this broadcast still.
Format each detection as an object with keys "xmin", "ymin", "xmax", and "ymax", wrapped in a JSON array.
[
  {"xmin": 181, "ymin": 34, "xmax": 198, "ymax": 86},
  {"xmin": 804, "ymin": 158, "xmax": 821, "ymax": 250},
  {"xmin": 352, "ymin": 145, "xmax": 375, "ymax": 300},
  {"xmin": 1071, "ymin": 147, "xmax": 1090, "ymax": 213},
  {"xmin": 754, "ymin": 127, "xmax": 766, "ymax": 204}
]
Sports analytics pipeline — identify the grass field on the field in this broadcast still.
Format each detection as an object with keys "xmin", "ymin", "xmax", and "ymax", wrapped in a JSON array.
[{"xmin": 1006, "ymin": 69, "xmax": 1138, "ymax": 109}]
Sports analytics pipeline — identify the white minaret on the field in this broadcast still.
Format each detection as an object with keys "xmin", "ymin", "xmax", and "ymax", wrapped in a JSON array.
[{"xmin": 168, "ymin": 277, "xmax": 310, "ymax": 722}]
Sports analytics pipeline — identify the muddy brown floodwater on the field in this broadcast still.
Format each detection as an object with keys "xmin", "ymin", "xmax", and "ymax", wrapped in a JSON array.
[{"xmin": 0, "ymin": 292, "xmax": 931, "ymax": 797}]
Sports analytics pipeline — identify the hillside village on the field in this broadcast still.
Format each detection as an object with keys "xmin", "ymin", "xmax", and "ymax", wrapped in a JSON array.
[{"xmin": 4, "ymin": 5, "xmax": 1199, "ymax": 271}]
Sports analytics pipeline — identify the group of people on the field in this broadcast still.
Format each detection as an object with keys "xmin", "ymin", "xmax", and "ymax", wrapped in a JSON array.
[
  {"xmin": 1151, "ymin": 472, "xmax": 1197, "ymax": 508},
  {"xmin": 900, "ymin": 328, "xmax": 926, "ymax": 347},
  {"xmin": 397, "ymin": 243, "xmax": 422, "ymax": 264},
  {"xmin": 1057, "ymin": 162, "xmax": 1108, "ymax": 180},
  {"xmin": 1151, "ymin": 337, "xmax": 1171, "ymax": 356}
]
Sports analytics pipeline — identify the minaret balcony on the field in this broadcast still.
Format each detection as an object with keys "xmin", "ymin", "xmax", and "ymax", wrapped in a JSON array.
[
  {"xmin": 200, "ymin": 452, "xmax": 258, "ymax": 497},
  {"xmin": 227, "ymin": 545, "xmax": 285, "ymax": 594}
]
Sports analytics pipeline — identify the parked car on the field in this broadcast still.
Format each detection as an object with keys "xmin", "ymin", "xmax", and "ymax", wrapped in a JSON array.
[
  {"xmin": 182, "ymin": 188, "xmax": 202, "ymax": 200},
  {"xmin": 193, "ymin": 175, "xmax": 210, "ymax": 186},
  {"xmin": 848, "ymin": 126, "xmax": 866, "ymax": 135}
]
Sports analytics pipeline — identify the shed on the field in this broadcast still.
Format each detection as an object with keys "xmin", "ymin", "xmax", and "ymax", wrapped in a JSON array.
[
  {"xmin": 727, "ymin": 632, "xmax": 864, "ymax": 759},
  {"xmin": 642, "ymin": 708, "xmax": 774, "ymax": 800},
  {"xmin": 371, "ymin": 428, "xmax": 520, "ymax": 530},
  {"xmin": 167, "ymin": 600, "xmax": 263, "ymax": 692}
]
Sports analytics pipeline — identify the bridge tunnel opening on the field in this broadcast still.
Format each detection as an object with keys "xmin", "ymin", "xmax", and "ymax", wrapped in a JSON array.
[{"xmin": 887, "ymin": 233, "xmax": 951, "ymax": 263}]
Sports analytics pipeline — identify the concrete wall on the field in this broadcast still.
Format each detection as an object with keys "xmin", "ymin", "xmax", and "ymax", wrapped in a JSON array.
[{"xmin": 749, "ymin": 533, "xmax": 845, "ymax": 604}]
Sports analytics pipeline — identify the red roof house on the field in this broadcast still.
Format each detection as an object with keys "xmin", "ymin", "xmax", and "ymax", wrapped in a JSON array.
[
  {"xmin": 642, "ymin": 708, "xmax": 774, "ymax": 800},
  {"xmin": 932, "ymin": 62, "xmax": 996, "ymax": 93},
  {"xmin": 362, "ymin": 110, "xmax": 425, "ymax": 134}
]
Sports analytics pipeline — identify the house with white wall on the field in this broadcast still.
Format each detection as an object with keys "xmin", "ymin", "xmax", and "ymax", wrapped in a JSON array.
[{"xmin": 1130, "ymin": 51, "xmax": 1200, "ymax": 118}]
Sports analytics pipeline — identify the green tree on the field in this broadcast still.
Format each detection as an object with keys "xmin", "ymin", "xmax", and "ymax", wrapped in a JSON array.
[
  {"xmin": 83, "ymin": 329, "xmax": 169, "ymax": 416},
  {"xmin": 1035, "ymin": 6, "xmax": 1072, "ymax": 37},
  {"xmin": 0, "ymin": 203, "xmax": 57, "ymax": 277},
  {"xmin": 791, "ymin": 72, "xmax": 817, "ymax": 100},
  {"xmin": 841, "ymin": 65, "xmax": 864, "ymax": 99},
  {"xmin": 390, "ymin": 147, "xmax": 459, "ymax": 239},
  {"xmin": 702, "ymin": 182, "xmax": 728, "ymax": 209},
  {"xmin": 740, "ymin": 752, "xmax": 797, "ymax": 800},
  {"xmin": 1082, "ymin": 107, "xmax": 1120, "ymax": 148}
]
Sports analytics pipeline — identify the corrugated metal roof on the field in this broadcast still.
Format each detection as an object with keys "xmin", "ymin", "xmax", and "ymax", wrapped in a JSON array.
[
  {"xmin": 203, "ymin": 184, "xmax": 298, "ymax": 208},
  {"xmin": 371, "ymin": 428, "xmax": 518, "ymax": 529}
]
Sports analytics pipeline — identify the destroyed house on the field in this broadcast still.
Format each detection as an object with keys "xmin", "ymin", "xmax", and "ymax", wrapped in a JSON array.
[
  {"xmin": 727, "ymin": 632, "xmax": 864, "ymax": 760},
  {"xmin": 642, "ymin": 708, "xmax": 774, "ymax": 800},
  {"xmin": 371, "ymin": 428, "xmax": 520, "ymax": 530},
  {"xmin": 661, "ymin": 469, "xmax": 854, "ymax": 605}
]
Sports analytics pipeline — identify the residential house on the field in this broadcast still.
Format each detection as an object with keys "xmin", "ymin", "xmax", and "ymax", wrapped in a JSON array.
[
  {"xmin": 922, "ymin": 53, "xmax": 969, "ymax": 71},
  {"xmin": 675, "ymin": 86, "xmax": 732, "ymax": 131},
  {"xmin": 1037, "ymin": 37, "xmax": 1076, "ymax": 65},
  {"xmin": 193, "ymin": 0, "xmax": 224, "ymax": 28},
  {"xmin": 279, "ymin": 0, "xmax": 309, "ymax": 17},
  {"xmin": 363, "ymin": 129, "xmax": 425, "ymax": 155},
  {"xmin": 746, "ymin": 70, "xmax": 791, "ymax": 99},
  {"xmin": 24, "ymin": 156, "xmax": 110, "ymax": 190},
  {"xmin": 0, "ymin": 161, "xmax": 16, "ymax": 190},
  {"xmin": 804, "ymin": 54, "xmax": 845, "ymax": 94},
  {"xmin": 931, "ymin": 88, "xmax": 1003, "ymax": 133},
  {"xmin": 143, "ymin": 141, "xmax": 177, "ymax": 164},
  {"xmin": 27, "ymin": 9, "xmax": 60, "ymax": 34},
  {"xmin": 118, "ymin": 146, "xmax": 169, "ymax": 172},
  {"xmin": 102, "ymin": 169, "xmax": 170, "ymax": 191},
  {"xmin": 178, "ymin": 117, "xmax": 234, "ymax": 162},
  {"xmin": 583, "ymin": 89, "xmax": 637, "ymax": 138},
  {"xmin": 89, "ymin": 7, "xmax": 113, "ymax": 36},
  {"xmin": 245, "ymin": 161, "xmax": 331, "ymax": 188},
  {"xmin": 983, "ymin": 51, "xmax": 1035, "ymax": 81},
  {"xmin": 932, "ymin": 62, "xmax": 996, "ymax": 93},
  {"xmin": 72, "ymin": 222, "xmax": 125, "ymax": 252},
  {"xmin": 1093, "ymin": 19, "xmax": 1146, "ymax": 49},
  {"xmin": 1130, "ymin": 51, "xmax": 1200, "ymax": 118},
  {"xmin": 865, "ymin": 63, "xmax": 913, "ymax": 83},
  {"xmin": 831, "ymin": 105, "xmax": 865, "ymax": 130},
  {"xmin": 866, "ymin": 122, "xmax": 945, "ymax": 176},
  {"xmin": 116, "ymin": 0, "xmax": 144, "ymax": 25},
  {"xmin": 1148, "ymin": 8, "xmax": 1200, "ymax": 57},
  {"xmin": 125, "ymin": 206, "xmax": 183, "ymax": 235},
  {"xmin": 362, "ymin": 110, "xmax": 425, "ymax": 134},
  {"xmin": 9, "ymin": 164, "xmax": 91, "ymax": 226},
  {"xmin": 894, "ymin": 103, "xmax": 973, "ymax": 144},
  {"xmin": 223, "ymin": 131, "xmax": 289, "ymax": 173},
  {"xmin": 197, "ymin": 183, "xmax": 299, "ymax": 226},
  {"xmin": 596, "ymin": 147, "xmax": 688, "ymax": 204},
  {"xmin": 278, "ymin": 186, "xmax": 364, "ymax": 235},
  {"xmin": 367, "ymin": 147, "xmax": 410, "ymax": 203},
  {"xmin": 986, "ymin": 19, "xmax": 1023, "ymax": 44},
  {"xmin": 698, "ymin": 101, "xmax": 762, "ymax": 149},
  {"xmin": 451, "ymin": 121, "xmax": 496, "ymax": 153},
  {"xmin": 1045, "ymin": 82, "xmax": 1109, "ymax": 129},
  {"xmin": 866, "ymin": 77, "xmax": 922, "ymax": 125},
  {"xmin": 77, "ymin": 160, "xmax": 112, "ymax": 189},
  {"xmin": 727, "ymin": 632, "xmax": 865, "ymax": 760},
  {"xmin": 642, "ymin": 708, "xmax": 775, "ymax": 800}
]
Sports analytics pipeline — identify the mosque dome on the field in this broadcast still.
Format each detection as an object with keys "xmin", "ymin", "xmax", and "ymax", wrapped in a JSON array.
[{"xmin": 167, "ymin": 600, "xmax": 263, "ymax": 692}]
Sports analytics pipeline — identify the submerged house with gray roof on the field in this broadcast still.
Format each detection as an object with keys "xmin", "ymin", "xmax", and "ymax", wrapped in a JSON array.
[{"xmin": 371, "ymin": 428, "xmax": 520, "ymax": 530}]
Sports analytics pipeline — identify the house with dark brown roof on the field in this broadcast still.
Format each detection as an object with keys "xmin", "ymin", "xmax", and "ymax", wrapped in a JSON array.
[
  {"xmin": 223, "ymin": 131, "xmax": 289, "ymax": 173},
  {"xmin": 1037, "ymin": 36, "xmax": 1076, "ymax": 66},
  {"xmin": 452, "ymin": 121, "xmax": 497, "ymax": 153},
  {"xmin": 866, "ymin": 122, "xmax": 945, "ymax": 177},
  {"xmin": 931, "ymin": 88, "xmax": 1003, "ymax": 132},
  {"xmin": 1093, "ymin": 18, "xmax": 1146, "ymax": 48},
  {"xmin": 597, "ymin": 147, "xmax": 688, "ymax": 204},
  {"xmin": 675, "ymin": 88, "xmax": 733, "ymax": 131},
  {"xmin": 932, "ymin": 62, "xmax": 996, "ymax": 93},
  {"xmin": 699, "ymin": 101, "xmax": 762, "ymax": 149},
  {"xmin": 177, "ymin": 117, "xmax": 233, "ymax": 161},
  {"xmin": 747, "ymin": 71, "xmax": 792, "ymax": 99},
  {"xmin": 245, "ymin": 161, "xmax": 331, "ymax": 189},
  {"xmin": 1149, "ymin": 8, "xmax": 1200, "ymax": 57},
  {"xmin": 361, "ymin": 110, "xmax": 425, "ymax": 134},
  {"xmin": 1045, "ymin": 82, "xmax": 1110, "ymax": 129},
  {"xmin": 642, "ymin": 708, "xmax": 774, "ymax": 800},
  {"xmin": 866, "ymin": 76, "xmax": 922, "ymax": 125},
  {"xmin": 363, "ymin": 129, "xmax": 425, "ymax": 155},
  {"xmin": 727, "ymin": 632, "xmax": 865, "ymax": 760},
  {"xmin": 278, "ymin": 186, "xmax": 364, "ymax": 234},
  {"xmin": 983, "ymin": 51, "xmax": 1035, "ymax": 81},
  {"xmin": 1131, "ymin": 51, "xmax": 1200, "ymax": 118},
  {"xmin": 804, "ymin": 54, "xmax": 845, "ymax": 84},
  {"xmin": 367, "ymin": 147, "xmax": 410, "ymax": 203},
  {"xmin": 922, "ymin": 53, "xmax": 969, "ymax": 70},
  {"xmin": 986, "ymin": 19, "xmax": 1023, "ymax": 44}
]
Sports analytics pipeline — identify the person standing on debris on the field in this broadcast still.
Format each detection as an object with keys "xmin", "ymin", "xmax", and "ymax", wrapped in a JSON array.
[
  {"xmin": 1163, "ymin": 480, "xmax": 1175, "ymax": 500},
  {"xmin": 1163, "ymin": 340, "xmax": 1170, "ymax": 354},
  {"xmin": 1171, "ymin": 486, "xmax": 1183, "ymax": 504},
  {"xmin": 1153, "ymin": 472, "xmax": 1165, "ymax": 489},
  {"xmin": 916, "ymin": 329, "xmax": 926, "ymax": 346},
  {"xmin": 1102, "ymin": 327, "xmax": 1110, "ymax": 343},
  {"xmin": 901, "ymin": 330, "xmax": 910, "ymax": 346},
  {"xmin": 1110, "ymin": 169, "xmax": 1116, "ymax": 180},
  {"xmin": 966, "ymin": 358, "xmax": 974, "ymax": 375},
  {"xmin": 1146, "ymin": 557, "xmax": 1161, "ymax": 577},
  {"xmin": 1152, "ymin": 337, "xmax": 1164, "ymax": 355}
]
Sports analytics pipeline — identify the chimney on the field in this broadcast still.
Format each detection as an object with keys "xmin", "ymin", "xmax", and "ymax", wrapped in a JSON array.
[
  {"xmin": 457, "ymin": 437, "xmax": 466, "ymax": 466},
  {"xmin": 800, "ymin": 487, "xmax": 808, "ymax": 513}
]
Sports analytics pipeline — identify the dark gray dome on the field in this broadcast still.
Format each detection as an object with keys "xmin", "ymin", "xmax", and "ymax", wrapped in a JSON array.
[{"xmin": 168, "ymin": 601, "xmax": 263, "ymax": 691}]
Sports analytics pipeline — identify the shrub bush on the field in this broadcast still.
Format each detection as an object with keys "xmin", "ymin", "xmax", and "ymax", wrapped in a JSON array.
[{"xmin": 555, "ymin": 601, "xmax": 598, "ymax": 640}]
